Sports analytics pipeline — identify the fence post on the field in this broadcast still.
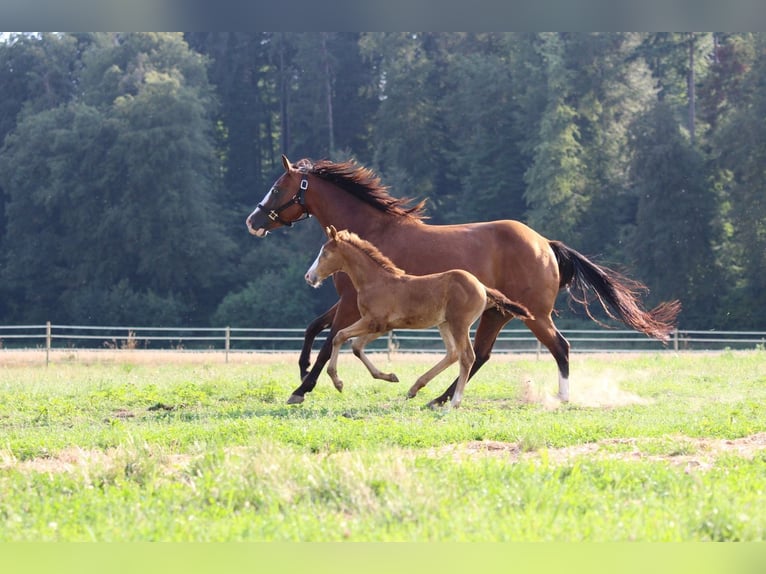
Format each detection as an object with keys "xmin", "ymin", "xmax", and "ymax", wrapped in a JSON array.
[
  {"xmin": 225, "ymin": 326, "xmax": 230, "ymax": 363},
  {"xmin": 673, "ymin": 328, "xmax": 679, "ymax": 352},
  {"xmin": 45, "ymin": 321, "xmax": 51, "ymax": 366}
]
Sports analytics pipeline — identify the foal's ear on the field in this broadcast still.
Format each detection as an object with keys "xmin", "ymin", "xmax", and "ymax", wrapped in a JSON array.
[
  {"xmin": 281, "ymin": 154, "xmax": 292, "ymax": 172},
  {"xmin": 326, "ymin": 225, "xmax": 338, "ymax": 240}
]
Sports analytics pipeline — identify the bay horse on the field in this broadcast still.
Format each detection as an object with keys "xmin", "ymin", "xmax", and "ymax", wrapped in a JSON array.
[
  {"xmin": 246, "ymin": 155, "xmax": 680, "ymax": 406},
  {"xmin": 305, "ymin": 225, "xmax": 533, "ymax": 407}
]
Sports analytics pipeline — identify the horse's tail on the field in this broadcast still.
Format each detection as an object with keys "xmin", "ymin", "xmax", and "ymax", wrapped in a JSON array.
[
  {"xmin": 485, "ymin": 287, "xmax": 534, "ymax": 320},
  {"xmin": 549, "ymin": 240, "xmax": 681, "ymax": 341}
]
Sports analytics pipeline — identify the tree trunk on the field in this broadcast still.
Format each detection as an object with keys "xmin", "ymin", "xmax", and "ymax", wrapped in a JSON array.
[
  {"xmin": 279, "ymin": 33, "xmax": 290, "ymax": 154},
  {"xmin": 321, "ymin": 33, "xmax": 335, "ymax": 155},
  {"xmin": 688, "ymin": 33, "xmax": 696, "ymax": 146}
]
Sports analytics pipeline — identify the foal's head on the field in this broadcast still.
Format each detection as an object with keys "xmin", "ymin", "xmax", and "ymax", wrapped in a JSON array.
[
  {"xmin": 305, "ymin": 226, "xmax": 347, "ymax": 288},
  {"xmin": 305, "ymin": 226, "xmax": 403, "ymax": 288}
]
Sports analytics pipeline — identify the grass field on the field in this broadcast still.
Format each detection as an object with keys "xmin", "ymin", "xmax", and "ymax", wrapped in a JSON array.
[{"xmin": 0, "ymin": 350, "xmax": 764, "ymax": 541}]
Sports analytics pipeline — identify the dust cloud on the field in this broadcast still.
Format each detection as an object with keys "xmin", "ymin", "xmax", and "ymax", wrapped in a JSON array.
[{"xmin": 521, "ymin": 369, "xmax": 653, "ymax": 409}]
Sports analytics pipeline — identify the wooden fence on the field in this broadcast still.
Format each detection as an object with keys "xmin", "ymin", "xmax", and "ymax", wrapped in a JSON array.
[{"xmin": 1, "ymin": 323, "xmax": 764, "ymax": 364}]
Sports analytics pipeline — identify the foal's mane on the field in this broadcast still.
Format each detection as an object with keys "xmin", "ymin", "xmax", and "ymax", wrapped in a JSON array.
[
  {"xmin": 297, "ymin": 158, "xmax": 428, "ymax": 220},
  {"xmin": 336, "ymin": 229, "xmax": 406, "ymax": 276}
]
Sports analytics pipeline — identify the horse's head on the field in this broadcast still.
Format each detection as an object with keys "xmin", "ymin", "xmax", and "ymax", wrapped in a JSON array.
[
  {"xmin": 305, "ymin": 226, "xmax": 344, "ymax": 288},
  {"xmin": 246, "ymin": 155, "xmax": 312, "ymax": 237}
]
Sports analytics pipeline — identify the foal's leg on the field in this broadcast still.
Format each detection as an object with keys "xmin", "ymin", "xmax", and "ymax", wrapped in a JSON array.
[
  {"xmin": 407, "ymin": 324, "xmax": 459, "ymax": 399},
  {"xmin": 351, "ymin": 333, "xmax": 399, "ymax": 383},
  {"xmin": 427, "ymin": 309, "xmax": 508, "ymax": 408},
  {"xmin": 327, "ymin": 319, "xmax": 376, "ymax": 393},
  {"xmin": 299, "ymin": 303, "xmax": 337, "ymax": 380},
  {"xmin": 450, "ymin": 333, "xmax": 477, "ymax": 408}
]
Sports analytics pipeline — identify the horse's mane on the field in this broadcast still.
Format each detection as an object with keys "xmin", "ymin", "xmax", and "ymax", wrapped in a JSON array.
[
  {"xmin": 336, "ymin": 229, "xmax": 406, "ymax": 276},
  {"xmin": 297, "ymin": 158, "xmax": 428, "ymax": 220}
]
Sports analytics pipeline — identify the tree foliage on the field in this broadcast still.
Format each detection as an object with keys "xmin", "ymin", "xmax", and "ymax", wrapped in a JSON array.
[
  {"xmin": 0, "ymin": 33, "xmax": 233, "ymax": 325},
  {"xmin": 0, "ymin": 32, "xmax": 764, "ymax": 329}
]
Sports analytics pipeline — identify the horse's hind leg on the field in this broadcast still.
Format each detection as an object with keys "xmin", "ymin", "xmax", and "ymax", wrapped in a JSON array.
[
  {"xmin": 351, "ymin": 334, "xmax": 399, "ymax": 383},
  {"xmin": 407, "ymin": 324, "xmax": 458, "ymax": 399},
  {"xmin": 299, "ymin": 303, "xmax": 337, "ymax": 379},
  {"xmin": 524, "ymin": 314, "xmax": 570, "ymax": 401},
  {"xmin": 427, "ymin": 309, "xmax": 508, "ymax": 408}
]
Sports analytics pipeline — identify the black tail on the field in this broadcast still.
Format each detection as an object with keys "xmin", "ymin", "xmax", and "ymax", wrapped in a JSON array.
[
  {"xmin": 550, "ymin": 240, "xmax": 681, "ymax": 341},
  {"xmin": 486, "ymin": 288, "xmax": 533, "ymax": 320}
]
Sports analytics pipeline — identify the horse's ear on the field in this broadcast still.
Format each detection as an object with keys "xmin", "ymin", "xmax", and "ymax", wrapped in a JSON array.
[{"xmin": 282, "ymin": 154, "xmax": 292, "ymax": 172}]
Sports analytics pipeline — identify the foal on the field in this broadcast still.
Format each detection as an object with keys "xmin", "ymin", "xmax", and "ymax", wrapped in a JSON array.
[{"xmin": 305, "ymin": 226, "xmax": 533, "ymax": 407}]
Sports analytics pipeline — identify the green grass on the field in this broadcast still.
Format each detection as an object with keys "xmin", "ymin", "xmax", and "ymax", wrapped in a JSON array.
[{"xmin": 0, "ymin": 351, "xmax": 765, "ymax": 541}]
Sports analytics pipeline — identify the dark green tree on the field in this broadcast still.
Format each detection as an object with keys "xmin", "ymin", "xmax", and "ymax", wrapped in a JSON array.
[
  {"xmin": 522, "ymin": 33, "xmax": 588, "ymax": 242},
  {"xmin": 566, "ymin": 33, "xmax": 657, "ymax": 260},
  {"xmin": 185, "ymin": 32, "xmax": 281, "ymax": 212},
  {"xmin": 0, "ymin": 33, "xmax": 234, "ymax": 325},
  {"xmin": 360, "ymin": 32, "xmax": 456, "ymax": 218},
  {"xmin": 712, "ymin": 34, "xmax": 766, "ymax": 327},
  {"xmin": 627, "ymin": 102, "xmax": 720, "ymax": 327},
  {"xmin": 0, "ymin": 33, "xmax": 87, "ymax": 317},
  {"xmin": 439, "ymin": 35, "xmax": 528, "ymax": 223}
]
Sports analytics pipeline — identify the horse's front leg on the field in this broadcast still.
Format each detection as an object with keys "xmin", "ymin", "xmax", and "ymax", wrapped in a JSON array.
[
  {"xmin": 299, "ymin": 302, "xmax": 337, "ymax": 380},
  {"xmin": 287, "ymin": 294, "xmax": 360, "ymax": 405}
]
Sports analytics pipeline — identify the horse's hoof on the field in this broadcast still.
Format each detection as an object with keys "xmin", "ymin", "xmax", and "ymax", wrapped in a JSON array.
[
  {"xmin": 557, "ymin": 393, "xmax": 570, "ymax": 403},
  {"xmin": 286, "ymin": 394, "xmax": 305, "ymax": 405},
  {"xmin": 426, "ymin": 397, "xmax": 447, "ymax": 409}
]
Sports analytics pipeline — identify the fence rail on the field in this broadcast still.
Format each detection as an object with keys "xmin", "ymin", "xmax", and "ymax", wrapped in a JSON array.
[{"xmin": 1, "ymin": 323, "xmax": 764, "ymax": 364}]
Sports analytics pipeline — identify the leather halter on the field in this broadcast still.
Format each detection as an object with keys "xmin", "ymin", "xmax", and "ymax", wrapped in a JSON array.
[{"xmin": 258, "ymin": 175, "xmax": 311, "ymax": 227}]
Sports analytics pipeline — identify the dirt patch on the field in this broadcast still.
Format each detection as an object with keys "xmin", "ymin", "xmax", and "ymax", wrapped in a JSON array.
[
  {"xmin": 5, "ymin": 433, "xmax": 766, "ymax": 476},
  {"xmin": 434, "ymin": 433, "xmax": 766, "ymax": 472},
  {"xmin": 0, "ymin": 349, "xmax": 306, "ymax": 366},
  {"xmin": 0, "ymin": 445, "xmax": 195, "ymax": 475}
]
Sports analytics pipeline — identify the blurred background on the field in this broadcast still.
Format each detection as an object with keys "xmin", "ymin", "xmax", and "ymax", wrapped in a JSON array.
[{"xmin": 0, "ymin": 33, "xmax": 763, "ymax": 330}]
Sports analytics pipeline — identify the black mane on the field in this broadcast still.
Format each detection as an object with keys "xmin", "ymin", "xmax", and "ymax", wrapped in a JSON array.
[{"xmin": 297, "ymin": 158, "xmax": 427, "ymax": 220}]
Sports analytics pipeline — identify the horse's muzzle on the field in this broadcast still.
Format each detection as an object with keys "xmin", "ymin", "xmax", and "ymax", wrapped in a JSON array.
[
  {"xmin": 305, "ymin": 273, "xmax": 323, "ymax": 288},
  {"xmin": 246, "ymin": 217, "xmax": 269, "ymax": 237}
]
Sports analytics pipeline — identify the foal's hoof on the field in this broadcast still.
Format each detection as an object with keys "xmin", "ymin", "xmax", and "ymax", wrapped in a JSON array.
[
  {"xmin": 333, "ymin": 381, "xmax": 344, "ymax": 393},
  {"xmin": 286, "ymin": 394, "xmax": 305, "ymax": 405},
  {"xmin": 386, "ymin": 373, "xmax": 399, "ymax": 383}
]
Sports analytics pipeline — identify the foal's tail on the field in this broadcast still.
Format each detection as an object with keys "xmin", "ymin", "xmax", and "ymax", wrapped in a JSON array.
[
  {"xmin": 549, "ymin": 240, "xmax": 681, "ymax": 341},
  {"xmin": 485, "ymin": 288, "xmax": 534, "ymax": 320}
]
